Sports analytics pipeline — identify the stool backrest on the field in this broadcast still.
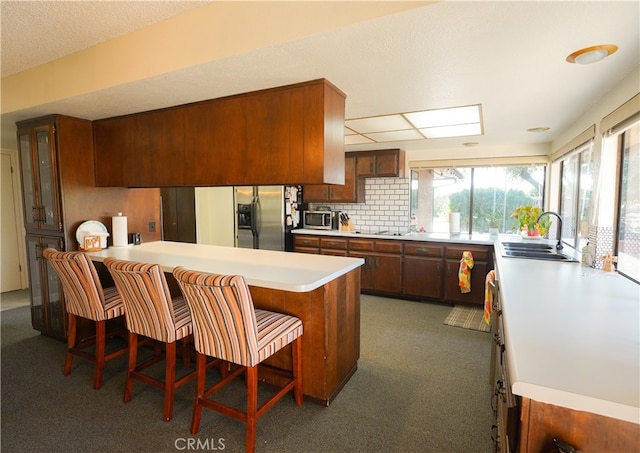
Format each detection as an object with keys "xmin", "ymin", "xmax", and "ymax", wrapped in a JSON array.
[
  {"xmin": 42, "ymin": 248, "xmax": 109, "ymax": 321},
  {"xmin": 173, "ymin": 267, "xmax": 259, "ymax": 366},
  {"xmin": 104, "ymin": 258, "xmax": 177, "ymax": 342}
]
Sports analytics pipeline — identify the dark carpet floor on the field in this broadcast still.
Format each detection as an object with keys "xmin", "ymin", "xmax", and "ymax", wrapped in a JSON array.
[{"xmin": 1, "ymin": 295, "xmax": 494, "ymax": 453}]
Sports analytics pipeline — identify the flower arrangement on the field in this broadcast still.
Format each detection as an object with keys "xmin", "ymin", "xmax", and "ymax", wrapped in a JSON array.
[{"xmin": 511, "ymin": 205, "xmax": 551, "ymax": 237}]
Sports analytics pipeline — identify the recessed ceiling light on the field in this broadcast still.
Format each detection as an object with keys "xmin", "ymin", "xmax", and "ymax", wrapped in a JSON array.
[
  {"xmin": 566, "ymin": 44, "xmax": 618, "ymax": 64},
  {"xmin": 527, "ymin": 127, "xmax": 550, "ymax": 133}
]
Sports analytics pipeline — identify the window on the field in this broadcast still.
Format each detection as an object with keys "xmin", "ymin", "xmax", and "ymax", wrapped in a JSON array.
[
  {"xmin": 559, "ymin": 142, "xmax": 594, "ymax": 250},
  {"xmin": 410, "ymin": 164, "xmax": 546, "ymax": 234},
  {"xmin": 616, "ymin": 121, "xmax": 639, "ymax": 282}
]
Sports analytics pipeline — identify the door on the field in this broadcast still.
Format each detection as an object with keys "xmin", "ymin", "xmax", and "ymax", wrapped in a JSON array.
[
  {"xmin": 161, "ymin": 187, "xmax": 196, "ymax": 243},
  {"xmin": 1, "ymin": 152, "xmax": 24, "ymax": 291}
]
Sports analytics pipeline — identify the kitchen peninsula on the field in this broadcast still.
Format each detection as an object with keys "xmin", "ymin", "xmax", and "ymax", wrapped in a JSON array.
[{"xmin": 86, "ymin": 241, "xmax": 364, "ymax": 406}]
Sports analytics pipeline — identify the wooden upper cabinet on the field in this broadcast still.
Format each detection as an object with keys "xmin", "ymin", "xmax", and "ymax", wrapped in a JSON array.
[
  {"xmin": 304, "ymin": 155, "xmax": 364, "ymax": 203},
  {"xmin": 94, "ymin": 116, "xmax": 136, "ymax": 187},
  {"xmin": 353, "ymin": 149, "xmax": 405, "ymax": 178},
  {"xmin": 134, "ymin": 108, "xmax": 185, "ymax": 187},
  {"xmin": 183, "ymin": 96, "xmax": 247, "ymax": 186},
  {"xmin": 94, "ymin": 79, "xmax": 345, "ymax": 187}
]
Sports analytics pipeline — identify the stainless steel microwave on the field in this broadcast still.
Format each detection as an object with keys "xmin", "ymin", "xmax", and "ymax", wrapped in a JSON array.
[{"xmin": 303, "ymin": 211, "xmax": 340, "ymax": 230}]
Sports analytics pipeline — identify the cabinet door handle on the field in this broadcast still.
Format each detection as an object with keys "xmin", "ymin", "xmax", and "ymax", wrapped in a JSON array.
[
  {"xmin": 35, "ymin": 243, "xmax": 43, "ymax": 260},
  {"xmin": 436, "ymin": 263, "xmax": 441, "ymax": 272},
  {"xmin": 369, "ymin": 162, "xmax": 374, "ymax": 174},
  {"xmin": 447, "ymin": 263, "xmax": 451, "ymax": 277}
]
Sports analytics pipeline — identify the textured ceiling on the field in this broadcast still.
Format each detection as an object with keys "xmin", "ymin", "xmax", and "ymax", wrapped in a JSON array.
[
  {"xmin": 2, "ymin": 1, "xmax": 639, "ymax": 153},
  {"xmin": 1, "ymin": 1, "xmax": 208, "ymax": 77}
]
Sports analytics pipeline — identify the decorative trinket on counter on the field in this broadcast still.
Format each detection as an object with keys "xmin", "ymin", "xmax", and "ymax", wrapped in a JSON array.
[{"xmin": 600, "ymin": 252, "xmax": 617, "ymax": 272}]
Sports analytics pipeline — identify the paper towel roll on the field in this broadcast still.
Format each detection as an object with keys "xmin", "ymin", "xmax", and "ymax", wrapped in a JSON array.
[
  {"xmin": 449, "ymin": 212, "xmax": 460, "ymax": 235},
  {"xmin": 112, "ymin": 213, "xmax": 128, "ymax": 247}
]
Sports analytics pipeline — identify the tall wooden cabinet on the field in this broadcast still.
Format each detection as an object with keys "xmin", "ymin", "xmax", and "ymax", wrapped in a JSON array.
[{"xmin": 17, "ymin": 115, "xmax": 162, "ymax": 339}]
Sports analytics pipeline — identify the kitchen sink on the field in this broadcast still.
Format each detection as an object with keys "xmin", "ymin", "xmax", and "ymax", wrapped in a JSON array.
[
  {"xmin": 501, "ymin": 241, "xmax": 578, "ymax": 262},
  {"xmin": 501, "ymin": 242, "xmax": 553, "ymax": 250},
  {"xmin": 504, "ymin": 250, "xmax": 576, "ymax": 261}
]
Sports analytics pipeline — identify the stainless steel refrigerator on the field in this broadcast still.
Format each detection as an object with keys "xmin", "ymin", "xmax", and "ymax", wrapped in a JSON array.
[{"xmin": 234, "ymin": 186, "xmax": 301, "ymax": 251}]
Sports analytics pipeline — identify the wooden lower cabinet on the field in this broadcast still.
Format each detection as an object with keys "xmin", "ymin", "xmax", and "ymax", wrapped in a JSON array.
[
  {"xmin": 349, "ymin": 239, "xmax": 402, "ymax": 295},
  {"xmin": 403, "ymin": 242, "xmax": 444, "ymax": 299},
  {"xmin": 403, "ymin": 256, "xmax": 443, "ymax": 299},
  {"xmin": 320, "ymin": 237, "xmax": 348, "ymax": 256},
  {"xmin": 443, "ymin": 244, "xmax": 492, "ymax": 305},
  {"xmin": 293, "ymin": 235, "xmax": 320, "ymax": 254},
  {"xmin": 293, "ymin": 233, "xmax": 493, "ymax": 305}
]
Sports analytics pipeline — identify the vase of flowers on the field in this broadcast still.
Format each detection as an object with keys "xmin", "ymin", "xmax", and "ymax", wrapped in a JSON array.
[{"xmin": 511, "ymin": 205, "xmax": 551, "ymax": 237}]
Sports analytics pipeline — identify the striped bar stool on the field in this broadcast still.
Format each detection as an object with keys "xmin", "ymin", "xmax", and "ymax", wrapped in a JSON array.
[
  {"xmin": 104, "ymin": 258, "xmax": 197, "ymax": 422},
  {"xmin": 173, "ymin": 266, "xmax": 303, "ymax": 453},
  {"xmin": 42, "ymin": 248, "xmax": 128, "ymax": 389}
]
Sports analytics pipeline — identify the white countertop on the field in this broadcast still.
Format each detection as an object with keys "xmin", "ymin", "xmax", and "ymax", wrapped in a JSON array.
[
  {"xmin": 86, "ymin": 241, "xmax": 363, "ymax": 293},
  {"xmin": 293, "ymin": 228, "xmax": 495, "ymax": 245},
  {"xmin": 494, "ymin": 238, "xmax": 640, "ymax": 424}
]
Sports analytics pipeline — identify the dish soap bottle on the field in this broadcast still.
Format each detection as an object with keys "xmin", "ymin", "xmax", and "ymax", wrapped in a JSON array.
[{"xmin": 581, "ymin": 240, "xmax": 593, "ymax": 267}]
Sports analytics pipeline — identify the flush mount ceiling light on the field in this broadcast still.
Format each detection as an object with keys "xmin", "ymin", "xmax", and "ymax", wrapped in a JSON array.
[{"xmin": 566, "ymin": 44, "xmax": 618, "ymax": 64}]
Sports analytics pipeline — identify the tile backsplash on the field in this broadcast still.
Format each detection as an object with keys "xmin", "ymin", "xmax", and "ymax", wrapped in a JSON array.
[{"xmin": 309, "ymin": 177, "xmax": 410, "ymax": 234}]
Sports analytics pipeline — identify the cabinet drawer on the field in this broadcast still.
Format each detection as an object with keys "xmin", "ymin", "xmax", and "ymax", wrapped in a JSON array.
[
  {"xmin": 320, "ymin": 237, "xmax": 348, "ymax": 250},
  {"xmin": 349, "ymin": 239, "xmax": 374, "ymax": 251},
  {"xmin": 445, "ymin": 245, "xmax": 490, "ymax": 261},
  {"xmin": 404, "ymin": 242, "xmax": 443, "ymax": 257},
  {"xmin": 374, "ymin": 240, "xmax": 402, "ymax": 254},
  {"xmin": 294, "ymin": 235, "xmax": 320, "ymax": 248}
]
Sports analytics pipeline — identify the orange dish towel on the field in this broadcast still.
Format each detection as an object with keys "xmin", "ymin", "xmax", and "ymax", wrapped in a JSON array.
[
  {"xmin": 458, "ymin": 251, "xmax": 474, "ymax": 293},
  {"xmin": 484, "ymin": 270, "xmax": 496, "ymax": 325}
]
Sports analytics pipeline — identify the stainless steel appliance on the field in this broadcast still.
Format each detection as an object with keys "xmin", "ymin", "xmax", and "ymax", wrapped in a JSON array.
[
  {"xmin": 303, "ymin": 210, "xmax": 341, "ymax": 230},
  {"xmin": 234, "ymin": 186, "xmax": 301, "ymax": 251}
]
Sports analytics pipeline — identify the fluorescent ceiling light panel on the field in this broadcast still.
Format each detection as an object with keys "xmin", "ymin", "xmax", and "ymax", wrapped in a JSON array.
[
  {"xmin": 364, "ymin": 129, "xmax": 425, "ymax": 142},
  {"xmin": 345, "ymin": 114, "xmax": 412, "ymax": 133},
  {"xmin": 345, "ymin": 134, "xmax": 375, "ymax": 145},
  {"xmin": 404, "ymin": 105, "xmax": 481, "ymax": 129},
  {"xmin": 419, "ymin": 123, "xmax": 482, "ymax": 138}
]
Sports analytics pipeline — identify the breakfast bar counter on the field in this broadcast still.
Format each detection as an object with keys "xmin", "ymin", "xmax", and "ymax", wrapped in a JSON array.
[{"xmin": 87, "ymin": 241, "xmax": 364, "ymax": 405}]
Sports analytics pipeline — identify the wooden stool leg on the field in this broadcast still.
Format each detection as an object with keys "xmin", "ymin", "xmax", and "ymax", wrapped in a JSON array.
[
  {"xmin": 63, "ymin": 313, "xmax": 77, "ymax": 376},
  {"xmin": 93, "ymin": 320, "xmax": 107, "ymax": 389},
  {"xmin": 163, "ymin": 341, "xmax": 177, "ymax": 422},
  {"xmin": 191, "ymin": 352, "xmax": 206, "ymax": 435},
  {"xmin": 181, "ymin": 337, "xmax": 191, "ymax": 368},
  {"xmin": 123, "ymin": 332, "xmax": 138, "ymax": 403},
  {"xmin": 292, "ymin": 337, "xmax": 303, "ymax": 406},
  {"xmin": 246, "ymin": 365, "xmax": 258, "ymax": 453}
]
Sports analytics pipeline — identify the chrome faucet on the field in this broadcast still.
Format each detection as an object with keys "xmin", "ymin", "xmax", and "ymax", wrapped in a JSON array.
[{"xmin": 537, "ymin": 211, "xmax": 563, "ymax": 250}]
